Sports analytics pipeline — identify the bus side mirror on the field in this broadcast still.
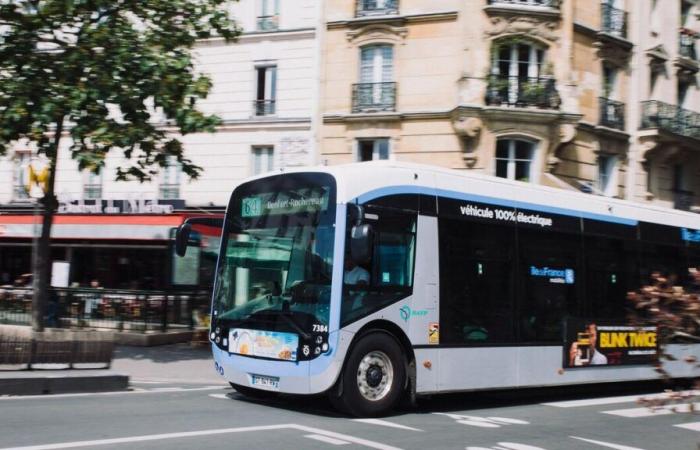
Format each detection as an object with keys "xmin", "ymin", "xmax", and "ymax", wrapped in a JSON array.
[
  {"xmin": 175, "ymin": 223, "xmax": 192, "ymax": 257},
  {"xmin": 350, "ymin": 224, "xmax": 373, "ymax": 265}
]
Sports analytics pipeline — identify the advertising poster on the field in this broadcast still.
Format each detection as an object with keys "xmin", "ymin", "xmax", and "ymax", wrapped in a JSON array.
[
  {"xmin": 564, "ymin": 319, "xmax": 657, "ymax": 368},
  {"xmin": 229, "ymin": 328, "xmax": 299, "ymax": 361}
]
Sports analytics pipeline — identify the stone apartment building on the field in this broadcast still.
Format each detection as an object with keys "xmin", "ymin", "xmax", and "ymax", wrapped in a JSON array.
[{"xmin": 319, "ymin": 0, "xmax": 700, "ymax": 212}]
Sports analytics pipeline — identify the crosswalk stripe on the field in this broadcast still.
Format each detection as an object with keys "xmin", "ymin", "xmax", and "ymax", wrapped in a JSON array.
[
  {"xmin": 674, "ymin": 422, "xmax": 700, "ymax": 432},
  {"xmin": 602, "ymin": 403, "xmax": 700, "ymax": 418},
  {"xmin": 304, "ymin": 434, "xmax": 350, "ymax": 446},
  {"xmin": 353, "ymin": 419, "xmax": 423, "ymax": 431},
  {"xmin": 570, "ymin": 436, "xmax": 645, "ymax": 450},
  {"xmin": 543, "ymin": 391, "xmax": 699, "ymax": 408}
]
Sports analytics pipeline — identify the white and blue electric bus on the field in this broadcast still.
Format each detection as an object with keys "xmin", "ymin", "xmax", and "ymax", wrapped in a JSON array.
[{"xmin": 176, "ymin": 161, "xmax": 700, "ymax": 417}]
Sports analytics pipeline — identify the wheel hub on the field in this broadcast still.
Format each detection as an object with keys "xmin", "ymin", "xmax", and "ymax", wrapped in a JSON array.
[{"xmin": 356, "ymin": 350, "xmax": 394, "ymax": 402}]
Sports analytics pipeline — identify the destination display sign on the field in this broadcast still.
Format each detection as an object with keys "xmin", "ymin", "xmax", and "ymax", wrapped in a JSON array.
[
  {"xmin": 564, "ymin": 319, "xmax": 657, "ymax": 368},
  {"xmin": 241, "ymin": 187, "xmax": 330, "ymax": 218}
]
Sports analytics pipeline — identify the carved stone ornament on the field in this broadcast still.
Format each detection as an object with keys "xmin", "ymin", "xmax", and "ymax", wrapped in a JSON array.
[
  {"xmin": 484, "ymin": 16, "xmax": 559, "ymax": 42},
  {"xmin": 595, "ymin": 41, "xmax": 631, "ymax": 66},
  {"xmin": 558, "ymin": 123, "xmax": 576, "ymax": 144},
  {"xmin": 346, "ymin": 24, "xmax": 408, "ymax": 46},
  {"xmin": 452, "ymin": 116, "xmax": 483, "ymax": 138},
  {"xmin": 546, "ymin": 154, "xmax": 561, "ymax": 172}
]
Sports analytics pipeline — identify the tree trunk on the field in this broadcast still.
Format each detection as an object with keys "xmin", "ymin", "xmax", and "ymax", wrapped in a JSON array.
[{"xmin": 31, "ymin": 117, "xmax": 64, "ymax": 332}]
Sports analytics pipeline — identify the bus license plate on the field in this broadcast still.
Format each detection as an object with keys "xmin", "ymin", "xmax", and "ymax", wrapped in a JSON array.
[{"xmin": 251, "ymin": 374, "xmax": 280, "ymax": 391}]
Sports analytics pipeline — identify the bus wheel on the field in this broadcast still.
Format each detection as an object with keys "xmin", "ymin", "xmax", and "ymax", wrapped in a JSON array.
[
  {"xmin": 337, "ymin": 332, "xmax": 406, "ymax": 417},
  {"xmin": 230, "ymin": 382, "xmax": 276, "ymax": 400}
]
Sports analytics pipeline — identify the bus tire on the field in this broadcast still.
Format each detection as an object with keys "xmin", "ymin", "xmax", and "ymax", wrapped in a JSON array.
[
  {"xmin": 336, "ymin": 332, "xmax": 406, "ymax": 417},
  {"xmin": 230, "ymin": 382, "xmax": 276, "ymax": 400}
]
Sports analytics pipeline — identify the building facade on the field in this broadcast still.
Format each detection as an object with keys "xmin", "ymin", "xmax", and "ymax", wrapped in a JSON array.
[
  {"xmin": 319, "ymin": 0, "xmax": 700, "ymax": 212},
  {"xmin": 0, "ymin": 0, "xmax": 322, "ymax": 288},
  {"xmin": 0, "ymin": 0, "xmax": 698, "ymax": 288}
]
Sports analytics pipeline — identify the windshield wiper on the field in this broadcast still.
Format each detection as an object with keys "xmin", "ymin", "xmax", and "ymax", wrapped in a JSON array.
[{"xmin": 279, "ymin": 309, "xmax": 311, "ymax": 340}]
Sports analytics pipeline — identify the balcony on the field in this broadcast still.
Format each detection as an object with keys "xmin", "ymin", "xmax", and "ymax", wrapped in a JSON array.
[
  {"xmin": 253, "ymin": 99, "xmax": 276, "ymax": 116},
  {"xmin": 599, "ymin": 97, "xmax": 625, "ymax": 130},
  {"xmin": 352, "ymin": 82, "xmax": 396, "ymax": 113},
  {"xmin": 159, "ymin": 184, "xmax": 180, "ymax": 200},
  {"xmin": 641, "ymin": 100, "xmax": 700, "ymax": 141},
  {"xmin": 355, "ymin": 0, "xmax": 398, "ymax": 17},
  {"xmin": 600, "ymin": 3, "xmax": 627, "ymax": 39},
  {"xmin": 673, "ymin": 190, "xmax": 695, "ymax": 211},
  {"xmin": 487, "ymin": 0, "xmax": 560, "ymax": 7},
  {"xmin": 485, "ymin": 76, "xmax": 560, "ymax": 110},
  {"xmin": 256, "ymin": 15, "xmax": 279, "ymax": 31}
]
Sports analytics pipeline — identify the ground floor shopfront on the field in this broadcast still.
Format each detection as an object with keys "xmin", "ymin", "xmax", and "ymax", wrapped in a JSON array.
[{"xmin": 0, "ymin": 212, "xmax": 219, "ymax": 291}]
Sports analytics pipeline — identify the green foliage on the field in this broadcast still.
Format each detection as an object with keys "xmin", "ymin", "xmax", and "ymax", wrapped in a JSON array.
[{"xmin": 0, "ymin": 0, "xmax": 241, "ymax": 181}]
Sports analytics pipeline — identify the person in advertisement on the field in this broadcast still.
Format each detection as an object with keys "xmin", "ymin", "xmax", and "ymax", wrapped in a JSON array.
[{"xmin": 569, "ymin": 323, "xmax": 608, "ymax": 366}]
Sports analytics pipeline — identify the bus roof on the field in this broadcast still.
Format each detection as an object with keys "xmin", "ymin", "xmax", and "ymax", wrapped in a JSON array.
[{"xmin": 273, "ymin": 161, "xmax": 700, "ymax": 230}]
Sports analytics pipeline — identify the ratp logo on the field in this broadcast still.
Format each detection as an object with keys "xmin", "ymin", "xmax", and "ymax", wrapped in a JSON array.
[
  {"xmin": 399, "ymin": 305, "xmax": 428, "ymax": 322},
  {"xmin": 400, "ymin": 305, "xmax": 411, "ymax": 322}
]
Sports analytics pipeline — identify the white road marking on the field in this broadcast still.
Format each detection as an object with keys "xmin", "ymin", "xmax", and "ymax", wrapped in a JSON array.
[
  {"xmin": 0, "ymin": 386, "xmax": 226, "ymax": 401},
  {"xmin": 602, "ymin": 403, "xmax": 700, "ymax": 418},
  {"xmin": 304, "ymin": 434, "xmax": 350, "ymax": 445},
  {"xmin": 353, "ymin": 419, "xmax": 423, "ymax": 431},
  {"xmin": 674, "ymin": 422, "xmax": 700, "ymax": 432},
  {"xmin": 497, "ymin": 443, "xmax": 547, "ymax": 450},
  {"xmin": 0, "ymin": 424, "xmax": 402, "ymax": 450},
  {"xmin": 434, "ymin": 413, "xmax": 529, "ymax": 429},
  {"xmin": 543, "ymin": 391, "xmax": 699, "ymax": 408},
  {"xmin": 570, "ymin": 436, "xmax": 646, "ymax": 450},
  {"xmin": 209, "ymin": 393, "xmax": 230, "ymax": 400}
]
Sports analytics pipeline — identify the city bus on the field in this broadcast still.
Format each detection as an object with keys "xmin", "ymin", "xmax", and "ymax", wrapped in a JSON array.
[{"xmin": 176, "ymin": 161, "xmax": 700, "ymax": 417}]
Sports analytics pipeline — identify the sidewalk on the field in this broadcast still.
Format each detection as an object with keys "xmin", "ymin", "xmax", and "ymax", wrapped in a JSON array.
[{"xmin": 0, "ymin": 343, "xmax": 225, "ymax": 396}]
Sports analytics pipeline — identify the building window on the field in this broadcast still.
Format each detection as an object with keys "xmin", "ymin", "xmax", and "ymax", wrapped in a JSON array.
[
  {"xmin": 254, "ymin": 65, "xmax": 276, "ymax": 116},
  {"xmin": 83, "ymin": 170, "xmax": 103, "ymax": 200},
  {"xmin": 352, "ymin": 45, "xmax": 396, "ymax": 113},
  {"xmin": 13, "ymin": 152, "xmax": 31, "ymax": 201},
  {"xmin": 678, "ymin": 80, "xmax": 690, "ymax": 107},
  {"xmin": 356, "ymin": 0, "xmax": 399, "ymax": 17},
  {"xmin": 257, "ymin": 0, "xmax": 279, "ymax": 31},
  {"xmin": 495, "ymin": 139, "xmax": 535, "ymax": 182},
  {"xmin": 597, "ymin": 154, "xmax": 618, "ymax": 197},
  {"xmin": 357, "ymin": 139, "xmax": 390, "ymax": 162},
  {"xmin": 159, "ymin": 156, "xmax": 181, "ymax": 199},
  {"xmin": 252, "ymin": 146, "xmax": 274, "ymax": 175},
  {"xmin": 487, "ymin": 40, "xmax": 559, "ymax": 109}
]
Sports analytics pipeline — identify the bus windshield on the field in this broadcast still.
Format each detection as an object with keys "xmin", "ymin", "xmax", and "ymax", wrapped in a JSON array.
[{"xmin": 211, "ymin": 174, "xmax": 336, "ymax": 353}]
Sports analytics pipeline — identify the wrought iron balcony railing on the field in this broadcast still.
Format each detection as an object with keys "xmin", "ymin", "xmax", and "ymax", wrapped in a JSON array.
[
  {"xmin": 599, "ymin": 97, "xmax": 625, "ymax": 130},
  {"xmin": 83, "ymin": 185, "xmax": 102, "ymax": 200},
  {"xmin": 487, "ymin": 0, "xmax": 560, "ymax": 7},
  {"xmin": 485, "ymin": 75, "xmax": 560, "ymax": 109},
  {"xmin": 641, "ymin": 100, "xmax": 700, "ymax": 141},
  {"xmin": 254, "ymin": 99, "xmax": 276, "ymax": 116},
  {"xmin": 256, "ymin": 15, "xmax": 279, "ymax": 31},
  {"xmin": 352, "ymin": 82, "xmax": 396, "ymax": 113},
  {"xmin": 159, "ymin": 184, "xmax": 180, "ymax": 200},
  {"xmin": 673, "ymin": 190, "xmax": 695, "ymax": 211},
  {"xmin": 356, "ymin": 0, "xmax": 399, "ymax": 17},
  {"xmin": 600, "ymin": 2, "xmax": 627, "ymax": 39},
  {"xmin": 679, "ymin": 33, "xmax": 698, "ymax": 60}
]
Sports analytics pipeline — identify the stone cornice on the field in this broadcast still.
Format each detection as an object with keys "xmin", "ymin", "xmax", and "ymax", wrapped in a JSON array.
[
  {"xmin": 577, "ymin": 121, "xmax": 630, "ymax": 141},
  {"xmin": 323, "ymin": 110, "xmax": 451, "ymax": 123},
  {"xmin": 198, "ymin": 28, "xmax": 315, "ymax": 46},
  {"xmin": 327, "ymin": 11, "xmax": 458, "ymax": 30},
  {"xmin": 483, "ymin": 4, "xmax": 561, "ymax": 21}
]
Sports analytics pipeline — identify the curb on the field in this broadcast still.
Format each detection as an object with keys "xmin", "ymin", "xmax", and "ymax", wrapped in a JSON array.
[{"xmin": 0, "ymin": 370, "xmax": 129, "ymax": 396}]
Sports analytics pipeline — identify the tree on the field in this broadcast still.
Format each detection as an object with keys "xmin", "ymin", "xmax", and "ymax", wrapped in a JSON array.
[
  {"xmin": 0, "ymin": 0, "xmax": 240, "ymax": 331},
  {"xmin": 628, "ymin": 269, "xmax": 700, "ymax": 412}
]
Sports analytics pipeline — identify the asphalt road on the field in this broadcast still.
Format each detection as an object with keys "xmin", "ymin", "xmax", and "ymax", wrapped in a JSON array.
[{"xmin": 0, "ymin": 378, "xmax": 698, "ymax": 450}]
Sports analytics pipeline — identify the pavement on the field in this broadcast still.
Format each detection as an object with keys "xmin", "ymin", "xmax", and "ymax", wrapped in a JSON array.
[{"xmin": 0, "ymin": 342, "xmax": 223, "ymax": 396}]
